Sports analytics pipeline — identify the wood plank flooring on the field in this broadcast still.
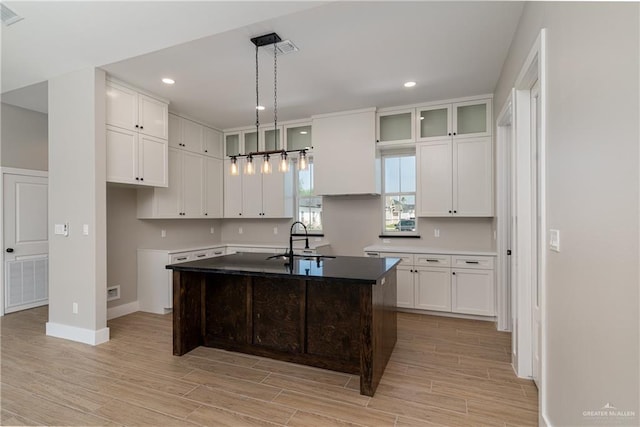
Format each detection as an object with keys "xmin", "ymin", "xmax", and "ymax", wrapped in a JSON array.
[{"xmin": 1, "ymin": 307, "xmax": 538, "ymax": 426}]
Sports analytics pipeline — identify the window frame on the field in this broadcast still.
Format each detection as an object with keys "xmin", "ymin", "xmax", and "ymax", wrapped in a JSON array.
[
  {"xmin": 381, "ymin": 150, "xmax": 418, "ymax": 237},
  {"xmin": 293, "ymin": 153, "xmax": 323, "ymax": 234}
]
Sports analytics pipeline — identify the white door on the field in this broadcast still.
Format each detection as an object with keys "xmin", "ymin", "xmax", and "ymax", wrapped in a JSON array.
[
  {"xmin": 531, "ymin": 80, "xmax": 542, "ymax": 387},
  {"xmin": 155, "ymin": 148, "xmax": 182, "ymax": 217},
  {"xmin": 138, "ymin": 94, "xmax": 168, "ymax": 140},
  {"xmin": 181, "ymin": 152, "xmax": 205, "ymax": 217},
  {"xmin": 414, "ymin": 267, "xmax": 451, "ymax": 312},
  {"xmin": 417, "ymin": 141, "xmax": 452, "ymax": 216},
  {"xmin": 223, "ymin": 159, "xmax": 243, "ymax": 218},
  {"xmin": 204, "ymin": 157, "xmax": 223, "ymax": 218},
  {"xmin": 453, "ymin": 137, "xmax": 493, "ymax": 216},
  {"xmin": 106, "ymin": 125, "xmax": 138, "ymax": 184},
  {"xmin": 138, "ymin": 134, "xmax": 168, "ymax": 187},
  {"xmin": 3, "ymin": 172, "xmax": 49, "ymax": 313},
  {"xmin": 396, "ymin": 266, "xmax": 415, "ymax": 308}
]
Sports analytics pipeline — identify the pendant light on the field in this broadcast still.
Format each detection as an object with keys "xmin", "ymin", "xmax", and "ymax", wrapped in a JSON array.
[
  {"xmin": 299, "ymin": 150, "xmax": 308, "ymax": 171},
  {"xmin": 230, "ymin": 156, "xmax": 239, "ymax": 176},
  {"xmin": 228, "ymin": 33, "xmax": 305, "ymax": 176}
]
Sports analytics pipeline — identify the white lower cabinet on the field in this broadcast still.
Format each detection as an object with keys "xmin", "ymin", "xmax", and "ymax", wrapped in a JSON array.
[
  {"xmin": 452, "ymin": 267, "xmax": 495, "ymax": 316},
  {"xmin": 370, "ymin": 250, "xmax": 495, "ymax": 317},
  {"xmin": 138, "ymin": 247, "xmax": 226, "ymax": 314},
  {"xmin": 396, "ymin": 266, "xmax": 415, "ymax": 308},
  {"xmin": 415, "ymin": 267, "xmax": 451, "ymax": 312}
]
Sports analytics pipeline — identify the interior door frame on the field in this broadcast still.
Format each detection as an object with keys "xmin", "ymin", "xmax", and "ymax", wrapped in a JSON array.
[
  {"xmin": 0, "ymin": 167, "xmax": 49, "ymax": 317},
  {"xmin": 496, "ymin": 92, "xmax": 515, "ymax": 333},
  {"xmin": 511, "ymin": 29, "xmax": 548, "ymax": 426}
]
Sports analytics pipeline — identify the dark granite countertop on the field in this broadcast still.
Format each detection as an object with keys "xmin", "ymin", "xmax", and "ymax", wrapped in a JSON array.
[{"xmin": 166, "ymin": 252, "xmax": 400, "ymax": 284}]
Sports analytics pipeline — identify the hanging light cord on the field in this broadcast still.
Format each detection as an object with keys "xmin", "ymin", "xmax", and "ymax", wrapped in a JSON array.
[
  {"xmin": 273, "ymin": 43, "xmax": 278, "ymax": 133},
  {"xmin": 255, "ymin": 44, "xmax": 260, "ymax": 137}
]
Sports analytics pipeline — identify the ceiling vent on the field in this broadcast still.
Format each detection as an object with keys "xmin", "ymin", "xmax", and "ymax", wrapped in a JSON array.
[
  {"xmin": 1, "ymin": 3, "xmax": 23, "ymax": 26},
  {"xmin": 262, "ymin": 40, "xmax": 299, "ymax": 56}
]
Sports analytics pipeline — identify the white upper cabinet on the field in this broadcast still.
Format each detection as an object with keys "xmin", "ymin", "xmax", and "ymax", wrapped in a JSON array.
[
  {"xmin": 181, "ymin": 117, "xmax": 204, "ymax": 154},
  {"xmin": 312, "ymin": 108, "xmax": 380, "ymax": 195},
  {"xmin": 106, "ymin": 125, "xmax": 168, "ymax": 187},
  {"xmin": 223, "ymin": 157, "xmax": 293, "ymax": 219},
  {"xmin": 376, "ymin": 108, "xmax": 415, "ymax": 145},
  {"xmin": 106, "ymin": 80, "xmax": 169, "ymax": 187},
  {"xmin": 417, "ymin": 137, "xmax": 493, "ymax": 217},
  {"xmin": 204, "ymin": 127, "xmax": 223, "ymax": 158},
  {"xmin": 106, "ymin": 81, "xmax": 168, "ymax": 140},
  {"xmin": 224, "ymin": 132, "xmax": 241, "ymax": 157},
  {"xmin": 138, "ymin": 94, "xmax": 169, "ymax": 139},
  {"xmin": 137, "ymin": 148, "xmax": 222, "ymax": 219},
  {"xmin": 417, "ymin": 99, "xmax": 491, "ymax": 142},
  {"xmin": 453, "ymin": 137, "xmax": 493, "ymax": 216},
  {"xmin": 169, "ymin": 113, "xmax": 223, "ymax": 158},
  {"xmin": 417, "ymin": 140, "xmax": 453, "ymax": 216}
]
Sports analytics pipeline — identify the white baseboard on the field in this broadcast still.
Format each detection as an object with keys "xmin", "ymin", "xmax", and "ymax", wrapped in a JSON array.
[
  {"xmin": 107, "ymin": 301, "xmax": 139, "ymax": 320},
  {"xmin": 45, "ymin": 322, "xmax": 110, "ymax": 346}
]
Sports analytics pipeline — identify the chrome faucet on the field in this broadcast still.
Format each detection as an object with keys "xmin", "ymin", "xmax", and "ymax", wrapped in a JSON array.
[{"xmin": 289, "ymin": 221, "xmax": 309, "ymax": 259}]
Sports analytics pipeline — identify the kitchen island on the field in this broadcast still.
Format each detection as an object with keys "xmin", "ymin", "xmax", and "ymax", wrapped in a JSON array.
[{"xmin": 167, "ymin": 252, "xmax": 399, "ymax": 396}]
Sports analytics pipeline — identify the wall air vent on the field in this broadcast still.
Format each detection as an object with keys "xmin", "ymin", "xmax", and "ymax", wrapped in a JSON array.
[{"xmin": 1, "ymin": 3, "xmax": 23, "ymax": 26}]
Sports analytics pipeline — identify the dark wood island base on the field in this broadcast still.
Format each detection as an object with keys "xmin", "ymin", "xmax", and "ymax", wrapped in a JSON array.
[{"xmin": 172, "ymin": 264, "xmax": 397, "ymax": 396}]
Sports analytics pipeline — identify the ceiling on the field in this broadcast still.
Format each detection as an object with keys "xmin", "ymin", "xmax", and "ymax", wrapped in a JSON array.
[{"xmin": 2, "ymin": 1, "xmax": 524, "ymax": 130}]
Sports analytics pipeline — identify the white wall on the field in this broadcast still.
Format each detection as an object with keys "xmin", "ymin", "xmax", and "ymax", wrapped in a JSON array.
[
  {"xmin": 219, "ymin": 196, "xmax": 494, "ymax": 256},
  {"xmin": 494, "ymin": 3, "xmax": 639, "ymax": 425},
  {"xmin": 106, "ymin": 185, "xmax": 222, "ymax": 308},
  {"xmin": 47, "ymin": 68, "xmax": 108, "ymax": 343},
  {"xmin": 1, "ymin": 103, "xmax": 48, "ymax": 171}
]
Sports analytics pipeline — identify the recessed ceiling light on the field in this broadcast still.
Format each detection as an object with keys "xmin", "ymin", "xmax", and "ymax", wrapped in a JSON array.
[
  {"xmin": 162, "ymin": 78, "xmax": 175, "ymax": 85},
  {"xmin": 256, "ymin": 105, "xmax": 266, "ymax": 111},
  {"xmin": 404, "ymin": 81, "xmax": 416, "ymax": 88},
  {"xmin": 300, "ymin": 131, "xmax": 308, "ymax": 135}
]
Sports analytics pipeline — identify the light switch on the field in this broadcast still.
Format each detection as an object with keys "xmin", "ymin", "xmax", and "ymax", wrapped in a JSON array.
[
  {"xmin": 82, "ymin": 224, "xmax": 89, "ymax": 236},
  {"xmin": 549, "ymin": 229, "xmax": 560, "ymax": 252},
  {"xmin": 54, "ymin": 223, "xmax": 69, "ymax": 237}
]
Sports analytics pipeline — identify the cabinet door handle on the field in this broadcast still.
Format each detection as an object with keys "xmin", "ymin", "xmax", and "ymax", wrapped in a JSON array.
[
  {"xmin": 135, "ymin": 177, "xmax": 139, "ymax": 180},
  {"xmin": 196, "ymin": 254, "xmax": 206, "ymax": 258},
  {"xmin": 176, "ymin": 257, "xmax": 187, "ymax": 261},
  {"xmin": 135, "ymin": 125, "xmax": 139, "ymax": 128},
  {"xmin": 204, "ymin": 213, "xmax": 208, "ymax": 216},
  {"xmin": 452, "ymin": 272, "xmax": 456, "ymax": 275},
  {"xmin": 140, "ymin": 126, "xmax": 144, "ymax": 130},
  {"xmin": 140, "ymin": 177, "xmax": 144, "ymax": 181},
  {"xmin": 214, "ymin": 251, "xmax": 223, "ymax": 255},
  {"xmin": 453, "ymin": 132, "xmax": 456, "ymax": 135},
  {"xmin": 204, "ymin": 150, "xmax": 208, "ymax": 153},
  {"xmin": 448, "ymin": 132, "xmax": 451, "ymax": 136},
  {"xmin": 465, "ymin": 261, "xmax": 480, "ymax": 264},
  {"xmin": 448, "ymin": 210, "xmax": 452, "ymax": 214},
  {"xmin": 426, "ymin": 259, "xmax": 439, "ymax": 262}
]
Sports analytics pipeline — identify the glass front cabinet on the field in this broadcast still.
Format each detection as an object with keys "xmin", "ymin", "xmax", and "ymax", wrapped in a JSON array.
[
  {"xmin": 376, "ymin": 109, "xmax": 415, "ymax": 145},
  {"xmin": 416, "ymin": 99, "xmax": 491, "ymax": 142}
]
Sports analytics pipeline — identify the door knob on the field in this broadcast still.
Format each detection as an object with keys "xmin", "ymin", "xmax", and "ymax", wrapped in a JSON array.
[{"xmin": 6, "ymin": 248, "xmax": 14, "ymax": 253}]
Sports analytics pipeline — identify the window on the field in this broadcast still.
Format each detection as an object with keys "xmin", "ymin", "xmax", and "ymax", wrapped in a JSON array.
[
  {"xmin": 296, "ymin": 156, "xmax": 322, "ymax": 232},
  {"xmin": 382, "ymin": 154, "xmax": 416, "ymax": 234}
]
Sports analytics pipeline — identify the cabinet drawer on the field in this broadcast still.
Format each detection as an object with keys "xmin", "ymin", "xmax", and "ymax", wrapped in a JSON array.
[
  {"xmin": 191, "ymin": 251, "xmax": 210, "ymax": 260},
  {"xmin": 414, "ymin": 254, "xmax": 451, "ymax": 267},
  {"xmin": 451, "ymin": 255, "xmax": 494, "ymax": 270},
  {"xmin": 170, "ymin": 253, "xmax": 191, "ymax": 264},
  {"xmin": 380, "ymin": 252, "xmax": 414, "ymax": 266},
  {"xmin": 208, "ymin": 248, "xmax": 226, "ymax": 257}
]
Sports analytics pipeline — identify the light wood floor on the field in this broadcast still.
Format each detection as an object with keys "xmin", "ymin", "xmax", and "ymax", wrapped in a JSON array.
[{"xmin": 1, "ymin": 307, "xmax": 537, "ymax": 426}]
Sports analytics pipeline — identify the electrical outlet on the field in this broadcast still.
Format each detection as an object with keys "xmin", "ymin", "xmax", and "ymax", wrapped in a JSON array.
[
  {"xmin": 72, "ymin": 302, "xmax": 78, "ymax": 314},
  {"xmin": 210, "ymin": 227, "xmax": 215, "ymax": 234},
  {"xmin": 161, "ymin": 229, "xmax": 166, "ymax": 238},
  {"xmin": 434, "ymin": 228, "xmax": 440, "ymax": 238},
  {"xmin": 273, "ymin": 227, "xmax": 278, "ymax": 235},
  {"xmin": 82, "ymin": 224, "xmax": 89, "ymax": 236},
  {"xmin": 239, "ymin": 227, "xmax": 243, "ymax": 235}
]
